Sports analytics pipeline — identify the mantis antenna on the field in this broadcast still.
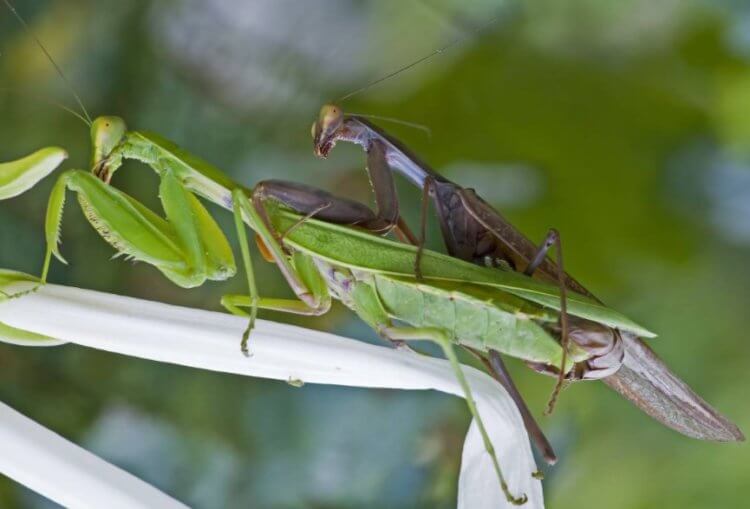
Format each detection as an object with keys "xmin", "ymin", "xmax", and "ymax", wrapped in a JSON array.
[
  {"xmin": 0, "ymin": 88, "xmax": 91, "ymax": 127},
  {"xmin": 2, "ymin": 0, "xmax": 93, "ymax": 126},
  {"xmin": 348, "ymin": 113, "xmax": 432, "ymax": 138},
  {"xmin": 337, "ymin": 13, "xmax": 503, "ymax": 103}
]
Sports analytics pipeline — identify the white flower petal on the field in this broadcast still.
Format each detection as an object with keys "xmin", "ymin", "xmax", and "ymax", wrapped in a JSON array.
[
  {"xmin": 0, "ymin": 282, "xmax": 544, "ymax": 508},
  {"xmin": 459, "ymin": 408, "xmax": 544, "ymax": 508},
  {"xmin": 0, "ymin": 401, "xmax": 187, "ymax": 509}
]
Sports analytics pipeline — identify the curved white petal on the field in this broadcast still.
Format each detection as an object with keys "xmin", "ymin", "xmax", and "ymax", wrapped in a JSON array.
[
  {"xmin": 0, "ymin": 401, "xmax": 187, "ymax": 509},
  {"xmin": 0, "ymin": 282, "xmax": 544, "ymax": 508}
]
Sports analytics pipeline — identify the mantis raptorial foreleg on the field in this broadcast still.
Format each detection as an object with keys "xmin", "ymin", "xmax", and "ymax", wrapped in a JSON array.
[
  {"xmin": 414, "ymin": 175, "xmax": 433, "ymax": 280},
  {"xmin": 41, "ymin": 169, "xmax": 236, "ymax": 287},
  {"xmin": 361, "ymin": 140, "xmax": 400, "ymax": 234},
  {"xmin": 80, "ymin": 121, "xmax": 412, "ymax": 353},
  {"xmin": 253, "ymin": 179, "xmax": 381, "ymax": 227}
]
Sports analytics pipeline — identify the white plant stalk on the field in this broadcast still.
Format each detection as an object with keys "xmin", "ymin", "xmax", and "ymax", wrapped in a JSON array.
[{"xmin": 0, "ymin": 281, "xmax": 544, "ymax": 508}]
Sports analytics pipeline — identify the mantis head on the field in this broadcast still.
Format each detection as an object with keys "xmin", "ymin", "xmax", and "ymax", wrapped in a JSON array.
[
  {"xmin": 90, "ymin": 116, "xmax": 127, "ymax": 168},
  {"xmin": 312, "ymin": 104, "xmax": 344, "ymax": 158}
]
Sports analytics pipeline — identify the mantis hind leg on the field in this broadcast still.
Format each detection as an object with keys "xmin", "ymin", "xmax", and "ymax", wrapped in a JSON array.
[
  {"xmin": 414, "ymin": 176, "xmax": 438, "ymax": 279},
  {"xmin": 523, "ymin": 229, "xmax": 569, "ymax": 415},
  {"xmin": 482, "ymin": 350, "xmax": 557, "ymax": 465},
  {"xmin": 383, "ymin": 326, "xmax": 528, "ymax": 506}
]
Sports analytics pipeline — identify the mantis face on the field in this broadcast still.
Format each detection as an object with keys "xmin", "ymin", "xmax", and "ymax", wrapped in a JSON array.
[
  {"xmin": 90, "ymin": 116, "xmax": 127, "ymax": 169},
  {"xmin": 311, "ymin": 104, "xmax": 343, "ymax": 158}
]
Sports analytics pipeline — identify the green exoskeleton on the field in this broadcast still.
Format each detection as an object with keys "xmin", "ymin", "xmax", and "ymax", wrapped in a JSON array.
[{"xmin": 1, "ymin": 112, "xmax": 658, "ymax": 503}]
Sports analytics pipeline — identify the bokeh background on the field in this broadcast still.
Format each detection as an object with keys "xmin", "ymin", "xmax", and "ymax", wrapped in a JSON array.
[{"xmin": 1, "ymin": 0, "xmax": 749, "ymax": 507}]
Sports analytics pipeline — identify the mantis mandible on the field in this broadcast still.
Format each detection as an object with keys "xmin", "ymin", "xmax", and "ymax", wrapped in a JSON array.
[{"xmin": 311, "ymin": 104, "xmax": 746, "ymax": 457}]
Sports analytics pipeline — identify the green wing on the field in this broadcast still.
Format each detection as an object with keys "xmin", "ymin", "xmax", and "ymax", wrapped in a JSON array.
[{"xmin": 270, "ymin": 206, "xmax": 657, "ymax": 338}]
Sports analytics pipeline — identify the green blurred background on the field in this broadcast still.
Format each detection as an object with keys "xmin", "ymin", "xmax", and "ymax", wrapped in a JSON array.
[{"xmin": 1, "ymin": 0, "xmax": 749, "ymax": 507}]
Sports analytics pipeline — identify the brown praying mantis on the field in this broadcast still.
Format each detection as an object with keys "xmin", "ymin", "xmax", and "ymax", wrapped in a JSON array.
[{"xmin": 311, "ymin": 103, "xmax": 745, "ymax": 464}]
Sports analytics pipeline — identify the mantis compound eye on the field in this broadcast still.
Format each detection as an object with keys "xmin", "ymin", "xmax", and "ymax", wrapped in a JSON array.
[{"xmin": 319, "ymin": 104, "xmax": 342, "ymax": 126}]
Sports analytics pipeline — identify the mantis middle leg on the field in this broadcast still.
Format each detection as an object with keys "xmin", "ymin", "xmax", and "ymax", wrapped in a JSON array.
[{"xmin": 383, "ymin": 326, "xmax": 528, "ymax": 506}]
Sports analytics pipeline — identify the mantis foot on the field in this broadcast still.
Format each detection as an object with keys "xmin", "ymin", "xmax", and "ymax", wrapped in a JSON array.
[
  {"xmin": 502, "ymin": 481, "xmax": 528, "ymax": 506},
  {"xmin": 240, "ymin": 318, "xmax": 255, "ymax": 357}
]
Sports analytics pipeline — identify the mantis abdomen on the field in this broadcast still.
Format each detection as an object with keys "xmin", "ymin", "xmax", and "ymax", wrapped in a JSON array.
[{"xmin": 371, "ymin": 275, "xmax": 581, "ymax": 369}]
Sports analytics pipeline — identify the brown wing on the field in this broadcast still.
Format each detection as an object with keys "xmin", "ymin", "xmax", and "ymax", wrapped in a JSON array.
[
  {"xmin": 431, "ymin": 180, "xmax": 594, "ymax": 297},
  {"xmin": 603, "ymin": 332, "xmax": 744, "ymax": 442},
  {"xmin": 434, "ymin": 180, "xmax": 744, "ymax": 441},
  {"xmin": 349, "ymin": 119, "xmax": 743, "ymax": 442}
]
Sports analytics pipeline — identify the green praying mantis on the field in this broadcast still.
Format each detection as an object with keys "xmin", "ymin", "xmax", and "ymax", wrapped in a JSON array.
[{"xmin": 0, "ymin": 112, "xmax": 659, "ymax": 504}]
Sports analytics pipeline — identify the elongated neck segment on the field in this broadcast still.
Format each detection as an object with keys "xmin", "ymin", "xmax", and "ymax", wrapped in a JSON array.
[{"xmin": 340, "ymin": 116, "xmax": 448, "ymax": 188}]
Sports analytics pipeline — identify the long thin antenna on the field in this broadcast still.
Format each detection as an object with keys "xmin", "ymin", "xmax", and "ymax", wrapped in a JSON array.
[
  {"xmin": 349, "ymin": 112, "xmax": 432, "ymax": 138},
  {"xmin": 338, "ymin": 13, "xmax": 502, "ymax": 103},
  {"xmin": 2, "ymin": 0, "xmax": 92, "ymax": 125},
  {"xmin": 0, "ymin": 87, "xmax": 90, "ymax": 127}
]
